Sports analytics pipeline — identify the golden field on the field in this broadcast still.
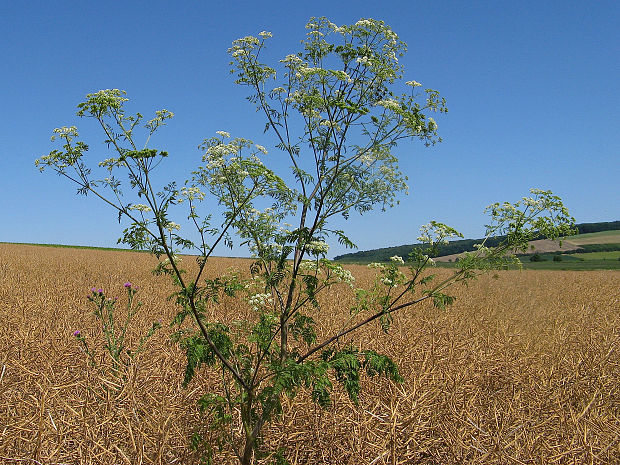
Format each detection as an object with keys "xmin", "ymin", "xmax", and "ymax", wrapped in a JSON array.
[{"xmin": 0, "ymin": 243, "xmax": 619, "ymax": 464}]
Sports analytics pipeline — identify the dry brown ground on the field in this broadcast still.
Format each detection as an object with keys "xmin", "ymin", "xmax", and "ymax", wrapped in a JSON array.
[{"xmin": 0, "ymin": 243, "xmax": 619, "ymax": 464}]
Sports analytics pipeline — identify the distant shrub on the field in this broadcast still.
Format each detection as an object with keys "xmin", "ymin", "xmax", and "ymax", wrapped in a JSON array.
[
  {"xmin": 530, "ymin": 254, "xmax": 542, "ymax": 262},
  {"xmin": 553, "ymin": 255, "xmax": 563, "ymax": 262}
]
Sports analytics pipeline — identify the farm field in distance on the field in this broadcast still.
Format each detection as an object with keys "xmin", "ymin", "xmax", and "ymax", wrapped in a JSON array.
[
  {"xmin": 566, "ymin": 230, "xmax": 620, "ymax": 245},
  {"xmin": 432, "ymin": 229, "xmax": 620, "ymax": 270},
  {"xmin": 572, "ymin": 251, "xmax": 620, "ymax": 261},
  {"xmin": 1, "ymin": 243, "xmax": 619, "ymax": 464}
]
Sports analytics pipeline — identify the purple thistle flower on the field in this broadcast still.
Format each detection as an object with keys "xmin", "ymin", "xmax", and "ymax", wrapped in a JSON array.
[
  {"xmin": 124, "ymin": 282, "xmax": 132, "ymax": 289},
  {"xmin": 98, "ymin": 288, "xmax": 103, "ymax": 294},
  {"xmin": 73, "ymin": 330, "xmax": 81, "ymax": 337}
]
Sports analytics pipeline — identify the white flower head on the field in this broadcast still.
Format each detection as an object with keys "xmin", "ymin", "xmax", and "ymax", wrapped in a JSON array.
[
  {"xmin": 248, "ymin": 292, "xmax": 273, "ymax": 311},
  {"xmin": 280, "ymin": 54, "xmax": 303, "ymax": 66},
  {"xmin": 180, "ymin": 186, "xmax": 206, "ymax": 202},
  {"xmin": 304, "ymin": 240, "xmax": 329, "ymax": 255},
  {"xmin": 389, "ymin": 255, "xmax": 405, "ymax": 265},
  {"xmin": 331, "ymin": 265, "xmax": 355, "ymax": 287},
  {"xmin": 319, "ymin": 120, "xmax": 341, "ymax": 131},
  {"xmin": 359, "ymin": 153, "xmax": 374, "ymax": 166},
  {"xmin": 259, "ymin": 31, "xmax": 272, "ymax": 39},
  {"xmin": 129, "ymin": 203, "xmax": 152, "ymax": 212},
  {"xmin": 216, "ymin": 131, "xmax": 231, "ymax": 138},
  {"xmin": 165, "ymin": 222, "xmax": 181, "ymax": 232},
  {"xmin": 51, "ymin": 125, "xmax": 79, "ymax": 141},
  {"xmin": 298, "ymin": 260, "xmax": 320, "ymax": 273},
  {"xmin": 375, "ymin": 98, "xmax": 401, "ymax": 112},
  {"xmin": 367, "ymin": 262, "xmax": 385, "ymax": 270},
  {"xmin": 355, "ymin": 19, "xmax": 374, "ymax": 28},
  {"xmin": 161, "ymin": 254, "xmax": 182, "ymax": 266},
  {"xmin": 405, "ymin": 80, "xmax": 422, "ymax": 87}
]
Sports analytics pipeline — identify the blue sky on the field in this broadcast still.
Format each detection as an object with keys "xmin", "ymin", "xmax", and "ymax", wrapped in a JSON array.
[{"xmin": 1, "ymin": 0, "xmax": 618, "ymax": 257}]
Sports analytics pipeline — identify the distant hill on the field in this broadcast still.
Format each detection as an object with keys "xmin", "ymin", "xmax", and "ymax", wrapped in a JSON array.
[{"xmin": 333, "ymin": 220, "xmax": 620, "ymax": 263}]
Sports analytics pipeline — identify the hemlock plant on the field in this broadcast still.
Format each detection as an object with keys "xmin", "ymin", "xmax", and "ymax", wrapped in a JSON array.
[{"xmin": 36, "ymin": 17, "xmax": 575, "ymax": 465}]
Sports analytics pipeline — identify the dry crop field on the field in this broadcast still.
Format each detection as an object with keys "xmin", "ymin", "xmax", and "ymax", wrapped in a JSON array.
[{"xmin": 1, "ymin": 243, "xmax": 619, "ymax": 464}]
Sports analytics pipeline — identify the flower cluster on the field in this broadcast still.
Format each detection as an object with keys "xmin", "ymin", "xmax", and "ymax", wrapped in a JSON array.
[
  {"xmin": 319, "ymin": 120, "xmax": 341, "ymax": 130},
  {"xmin": 298, "ymin": 260, "xmax": 320, "ymax": 273},
  {"xmin": 375, "ymin": 98, "xmax": 402, "ymax": 112},
  {"xmin": 165, "ymin": 222, "xmax": 181, "ymax": 232},
  {"xmin": 331, "ymin": 24, "xmax": 347, "ymax": 34},
  {"xmin": 358, "ymin": 153, "xmax": 375, "ymax": 166},
  {"xmin": 280, "ymin": 54, "xmax": 304, "ymax": 67},
  {"xmin": 329, "ymin": 265, "xmax": 355, "ymax": 286},
  {"xmin": 355, "ymin": 19, "xmax": 374, "ymax": 28},
  {"xmin": 248, "ymin": 292, "xmax": 273, "ymax": 311},
  {"xmin": 381, "ymin": 267, "xmax": 406, "ymax": 287},
  {"xmin": 129, "ymin": 203, "xmax": 152, "ymax": 212},
  {"xmin": 179, "ymin": 186, "xmax": 205, "ymax": 202},
  {"xmin": 248, "ymin": 242, "xmax": 283, "ymax": 258},
  {"xmin": 304, "ymin": 240, "xmax": 329, "ymax": 256},
  {"xmin": 417, "ymin": 221, "xmax": 463, "ymax": 246},
  {"xmin": 98, "ymin": 157, "xmax": 122, "ymax": 171},
  {"xmin": 161, "ymin": 255, "xmax": 182, "ymax": 265},
  {"xmin": 50, "ymin": 125, "xmax": 79, "ymax": 142},
  {"xmin": 297, "ymin": 66, "xmax": 321, "ymax": 76},
  {"xmin": 331, "ymin": 70, "xmax": 352, "ymax": 83}
]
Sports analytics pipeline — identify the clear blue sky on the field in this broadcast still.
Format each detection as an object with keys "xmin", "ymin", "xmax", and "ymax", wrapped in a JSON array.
[{"xmin": 1, "ymin": 0, "xmax": 618, "ymax": 257}]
